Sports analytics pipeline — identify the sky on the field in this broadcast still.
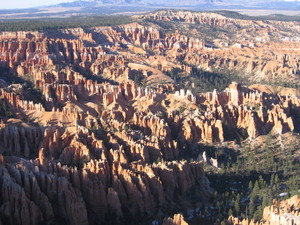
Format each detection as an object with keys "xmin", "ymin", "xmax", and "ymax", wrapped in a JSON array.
[
  {"xmin": 1, "ymin": 0, "xmax": 299, "ymax": 9},
  {"xmin": 1, "ymin": 0, "xmax": 75, "ymax": 9}
]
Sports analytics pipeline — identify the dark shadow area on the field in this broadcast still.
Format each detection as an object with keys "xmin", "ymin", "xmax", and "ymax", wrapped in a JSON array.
[
  {"xmin": 73, "ymin": 65, "xmax": 119, "ymax": 85},
  {"xmin": 0, "ymin": 65, "xmax": 47, "ymax": 107},
  {"xmin": 85, "ymin": 28, "xmax": 112, "ymax": 46},
  {"xmin": 0, "ymin": 98, "xmax": 15, "ymax": 119},
  {"xmin": 129, "ymin": 69, "xmax": 146, "ymax": 86},
  {"xmin": 166, "ymin": 66, "xmax": 245, "ymax": 94},
  {"xmin": 45, "ymin": 29, "xmax": 78, "ymax": 40}
]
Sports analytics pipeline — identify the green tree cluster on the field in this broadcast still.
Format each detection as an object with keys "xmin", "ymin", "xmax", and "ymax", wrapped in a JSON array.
[{"xmin": 0, "ymin": 16, "xmax": 133, "ymax": 32}]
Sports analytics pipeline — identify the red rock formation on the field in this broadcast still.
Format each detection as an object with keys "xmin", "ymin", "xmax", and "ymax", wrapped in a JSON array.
[
  {"xmin": 0, "ymin": 14, "xmax": 299, "ymax": 225},
  {"xmin": 0, "ymin": 161, "xmax": 89, "ymax": 225},
  {"xmin": 0, "ymin": 89, "xmax": 45, "ymax": 112},
  {"xmin": 136, "ymin": 11, "xmax": 300, "ymax": 82},
  {"xmin": 228, "ymin": 195, "xmax": 300, "ymax": 225},
  {"xmin": 162, "ymin": 214, "xmax": 188, "ymax": 225},
  {"xmin": 0, "ymin": 151, "xmax": 209, "ymax": 224},
  {"xmin": 0, "ymin": 117, "xmax": 210, "ymax": 224}
]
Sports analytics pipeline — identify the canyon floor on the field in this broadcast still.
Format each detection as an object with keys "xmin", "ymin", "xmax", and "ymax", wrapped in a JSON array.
[{"xmin": 0, "ymin": 9, "xmax": 299, "ymax": 225}]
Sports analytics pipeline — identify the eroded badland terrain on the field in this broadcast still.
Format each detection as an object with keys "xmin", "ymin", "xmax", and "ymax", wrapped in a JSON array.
[{"xmin": 0, "ymin": 10, "xmax": 299, "ymax": 225}]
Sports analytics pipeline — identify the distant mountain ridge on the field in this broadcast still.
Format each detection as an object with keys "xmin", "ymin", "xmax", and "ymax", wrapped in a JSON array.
[
  {"xmin": 54, "ymin": 0, "xmax": 300, "ymax": 9},
  {"xmin": 55, "ymin": 0, "xmax": 228, "ymax": 5},
  {"xmin": 0, "ymin": 0, "xmax": 299, "ymax": 19}
]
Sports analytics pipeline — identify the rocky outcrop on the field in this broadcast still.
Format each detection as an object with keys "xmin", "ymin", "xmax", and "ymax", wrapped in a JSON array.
[
  {"xmin": 0, "ymin": 160, "xmax": 89, "ymax": 225},
  {"xmin": 1, "ymin": 16, "xmax": 299, "ymax": 86},
  {"xmin": 136, "ymin": 10, "xmax": 300, "ymax": 82},
  {"xmin": 0, "ymin": 126, "xmax": 44, "ymax": 158},
  {"xmin": 136, "ymin": 11, "xmax": 253, "ymax": 28},
  {"xmin": 136, "ymin": 10, "xmax": 287, "ymax": 34},
  {"xmin": 263, "ymin": 195, "xmax": 300, "ymax": 225},
  {"xmin": 184, "ymin": 45, "xmax": 300, "ymax": 83},
  {"xmin": 0, "ymin": 120, "xmax": 210, "ymax": 224},
  {"xmin": 162, "ymin": 214, "xmax": 188, "ymax": 225},
  {"xmin": 0, "ymin": 89, "xmax": 45, "ymax": 112},
  {"xmin": 0, "ymin": 153, "xmax": 209, "ymax": 225},
  {"xmin": 228, "ymin": 195, "xmax": 300, "ymax": 225}
]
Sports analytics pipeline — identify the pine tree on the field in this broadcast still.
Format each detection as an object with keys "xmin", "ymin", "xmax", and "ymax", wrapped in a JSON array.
[
  {"xmin": 248, "ymin": 180, "xmax": 253, "ymax": 190},
  {"xmin": 274, "ymin": 174, "xmax": 279, "ymax": 191},
  {"xmin": 234, "ymin": 193, "xmax": 241, "ymax": 215},
  {"xmin": 228, "ymin": 208, "xmax": 233, "ymax": 216},
  {"xmin": 248, "ymin": 201, "xmax": 256, "ymax": 219},
  {"xmin": 270, "ymin": 173, "xmax": 275, "ymax": 186}
]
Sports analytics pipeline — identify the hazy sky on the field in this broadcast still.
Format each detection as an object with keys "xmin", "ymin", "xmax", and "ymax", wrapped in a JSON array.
[
  {"xmin": 1, "ymin": 0, "xmax": 75, "ymax": 9},
  {"xmin": 1, "ymin": 0, "xmax": 298, "ymax": 9}
]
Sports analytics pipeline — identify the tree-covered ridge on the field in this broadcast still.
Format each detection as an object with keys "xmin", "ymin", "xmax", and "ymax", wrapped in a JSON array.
[
  {"xmin": 214, "ymin": 10, "xmax": 300, "ymax": 22},
  {"xmin": 0, "ymin": 16, "xmax": 134, "ymax": 32}
]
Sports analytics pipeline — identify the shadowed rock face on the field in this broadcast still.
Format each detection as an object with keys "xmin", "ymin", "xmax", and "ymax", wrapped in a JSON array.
[
  {"xmin": 0, "ymin": 11, "xmax": 300, "ymax": 225},
  {"xmin": 0, "ymin": 149, "xmax": 209, "ymax": 225}
]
